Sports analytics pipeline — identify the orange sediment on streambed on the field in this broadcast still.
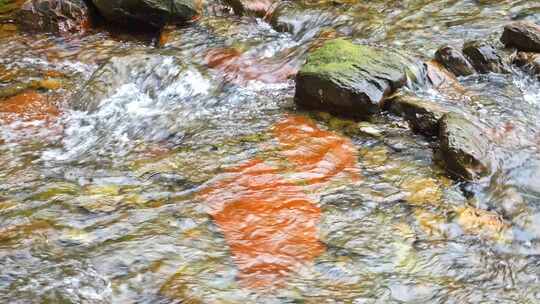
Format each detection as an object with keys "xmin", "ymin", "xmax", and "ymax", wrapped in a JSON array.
[
  {"xmin": 204, "ymin": 47, "xmax": 298, "ymax": 85},
  {"xmin": 0, "ymin": 91, "xmax": 60, "ymax": 124},
  {"xmin": 199, "ymin": 115, "xmax": 359, "ymax": 289}
]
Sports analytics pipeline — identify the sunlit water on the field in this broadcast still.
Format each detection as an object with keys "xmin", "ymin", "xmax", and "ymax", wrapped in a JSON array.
[{"xmin": 1, "ymin": 1, "xmax": 540, "ymax": 303}]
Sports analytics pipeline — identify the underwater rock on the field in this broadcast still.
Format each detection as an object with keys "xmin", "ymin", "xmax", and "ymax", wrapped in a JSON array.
[
  {"xmin": 434, "ymin": 45, "xmax": 475, "ymax": 77},
  {"xmin": 295, "ymin": 38, "xmax": 424, "ymax": 117},
  {"xmin": 462, "ymin": 40, "xmax": 509, "ymax": 74},
  {"xmin": 439, "ymin": 114, "xmax": 491, "ymax": 180},
  {"xmin": 455, "ymin": 206, "xmax": 509, "ymax": 240},
  {"xmin": 91, "ymin": 0, "xmax": 198, "ymax": 28},
  {"xmin": 17, "ymin": 0, "xmax": 91, "ymax": 35},
  {"xmin": 73, "ymin": 51, "xmax": 184, "ymax": 112},
  {"xmin": 501, "ymin": 21, "xmax": 540, "ymax": 53}
]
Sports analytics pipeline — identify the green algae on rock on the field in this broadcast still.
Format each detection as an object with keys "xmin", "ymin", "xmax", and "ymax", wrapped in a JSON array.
[{"xmin": 294, "ymin": 38, "xmax": 424, "ymax": 117}]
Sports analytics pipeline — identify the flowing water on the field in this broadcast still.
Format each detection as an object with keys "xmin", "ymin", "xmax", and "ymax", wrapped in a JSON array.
[{"xmin": 1, "ymin": 1, "xmax": 540, "ymax": 303}]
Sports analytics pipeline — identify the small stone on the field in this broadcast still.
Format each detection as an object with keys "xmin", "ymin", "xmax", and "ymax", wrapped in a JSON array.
[
  {"xmin": 439, "ymin": 114, "xmax": 491, "ymax": 180},
  {"xmin": 384, "ymin": 92, "xmax": 450, "ymax": 137},
  {"xmin": 462, "ymin": 40, "xmax": 509, "ymax": 74},
  {"xmin": 501, "ymin": 21, "xmax": 540, "ymax": 53},
  {"xmin": 434, "ymin": 45, "xmax": 475, "ymax": 77}
]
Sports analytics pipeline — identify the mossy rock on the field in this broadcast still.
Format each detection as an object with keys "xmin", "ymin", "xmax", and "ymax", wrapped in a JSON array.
[{"xmin": 295, "ymin": 38, "xmax": 424, "ymax": 118}]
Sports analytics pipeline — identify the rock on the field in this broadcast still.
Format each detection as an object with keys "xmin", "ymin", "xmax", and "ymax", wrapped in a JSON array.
[
  {"xmin": 439, "ymin": 114, "xmax": 491, "ymax": 180},
  {"xmin": 224, "ymin": 0, "xmax": 274, "ymax": 17},
  {"xmin": 268, "ymin": 1, "xmax": 341, "ymax": 39},
  {"xmin": 384, "ymin": 92, "xmax": 451, "ymax": 137},
  {"xmin": 501, "ymin": 21, "xmax": 540, "ymax": 53},
  {"xmin": 73, "ymin": 51, "xmax": 184, "ymax": 112},
  {"xmin": 455, "ymin": 206, "xmax": 509, "ymax": 240},
  {"xmin": 512, "ymin": 51, "xmax": 540, "ymax": 80},
  {"xmin": 91, "ymin": 0, "xmax": 198, "ymax": 28},
  {"xmin": 462, "ymin": 40, "xmax": 509, "ymax": 74},
  {"xmin": 434, "ymin": 45, "xmax": 475, "ymax": 77},
  {"xmin": 17, "ymin": 0, "xmax": 91, "ymax": 35},
  {"xmin": 295, "ymin": 38, "xmax": 424, "ymax": 117}
]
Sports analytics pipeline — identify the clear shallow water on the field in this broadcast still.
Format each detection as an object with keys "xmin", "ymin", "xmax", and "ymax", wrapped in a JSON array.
[{"xmin": 1, "ymin": 1, "xmax": 540, "ymax": 303}]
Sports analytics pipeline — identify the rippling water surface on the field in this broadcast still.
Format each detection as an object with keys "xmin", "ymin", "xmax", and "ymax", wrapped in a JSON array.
[{"xmin": 1, "ymin": 1, "xmax": 540, "ymax": 303}]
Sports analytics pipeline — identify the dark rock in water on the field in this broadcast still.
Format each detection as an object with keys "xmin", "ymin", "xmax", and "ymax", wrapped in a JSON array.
[
  {"xmin": 434, "ymin": 45, "xmax": 475, "ymax": 77},
  {"xmin": 384, "ymin": 92, "xmax": 451, "ymax": 137},
  {"xmin": 439, "ymin": 114, "xmax": 491, "ymax": 180},
  {"xmin": 295, "ymin": 38, "xmax": 424, "ymax": 117},
  {"xmin": 501, "ymin": 21, "xmax": 540, "ymax": 53},
  {"xmin": 512, "ymin": 51, "xmax": 540, "ymax": 80},
  {"xmin": 73, "ymin": 51, "xmax": 184, "ymax": 112},
  {"xmin": 17, "ymin": 0, "xmax": 91, "ymax": 35},
  {"xmin": 462, "ymin": 40, "xmax": 509, "ymax": 74},
  {"xmin": 91, "ymin": 0, "xmax": 198, "ymax": 28},
  {"xmin": 224, "ymin": 0, "xmax": 274, "ymax": 17}
]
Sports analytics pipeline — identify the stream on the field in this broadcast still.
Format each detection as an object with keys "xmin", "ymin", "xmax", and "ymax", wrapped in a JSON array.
[{"xmin": 1, "ymin": 0, "xmax": 540, "ymax": 303}]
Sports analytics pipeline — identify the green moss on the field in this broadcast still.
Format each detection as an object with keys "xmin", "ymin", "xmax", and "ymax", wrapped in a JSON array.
[{"xmin": 301, "ymin": 38, "xmax": 400, "ymax": 76}]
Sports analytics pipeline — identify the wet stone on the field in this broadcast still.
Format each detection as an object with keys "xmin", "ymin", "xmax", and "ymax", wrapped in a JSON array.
[
  {"xmin": 438, "ymin": 114, "xmax": 491, "ymax": 180},
  {"xmin": 462, "ymin": 40, "xmax": 509, "ymax": 74},
  {"xmin": 295, "ymin": 38, "xmax": 424, "ymax": 118},
  {"xmin": 512, "ymin": 52, "xmax": 540, "ymax": 80},
  {"xmin": 501, "ymin": 21, "xmax": 540, "ymax": 53},
  {"xmin": 383, "ymin": 92, "xmax": 451, "ymax": 137},
  {"xmin": 434, "ymin": 45, "xmax": 475, "ymax": 77},
  {"xmin": 91, "ymin": 0, "xmax": 199, "ymax": 28},
  {"xmin": 17, "ymin": 0, "xmax": 90, "ymax": 35}
]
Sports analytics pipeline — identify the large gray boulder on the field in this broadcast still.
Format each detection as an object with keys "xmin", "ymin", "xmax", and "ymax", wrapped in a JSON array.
[
  {"xmin": 439, "ymin": 114, "xmax": 491, "ymax": 180},
  {"xmin": 73, "ymin": 51, "xmax": 184, "ymax": 112},
  {"xmin": 501, "ymin": 21, "xmax": 540, "ymax": 53},
  {"xmin": 17, "ymin": 0, "xmax": 91, "ymax": 35},
  {"xmin": 294, "ymin": 38, "xmax": 424, "ymax": 117},
  {"xmin": 92, "ymin": 0, "xmax": 198, "ymax": 28}
]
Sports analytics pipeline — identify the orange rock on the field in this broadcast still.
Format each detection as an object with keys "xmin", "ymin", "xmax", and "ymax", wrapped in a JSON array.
[
  {"xmin": 0, "ymin": 91, "xmax": 60, "ymax": 124},
  {"xmin": 199, "ymin": 115, "xmax": 359, "ymax": 289}
]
